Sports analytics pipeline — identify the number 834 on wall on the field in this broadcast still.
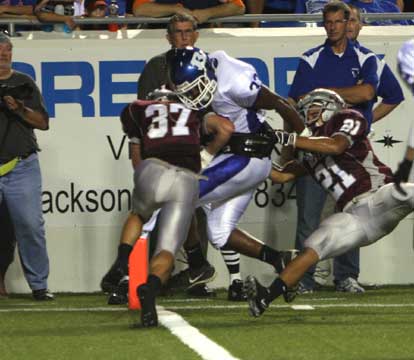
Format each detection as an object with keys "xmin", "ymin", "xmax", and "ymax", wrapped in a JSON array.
[{"xmin": 254, "ymin": 179, "xmax": 296, "ymax": 208}]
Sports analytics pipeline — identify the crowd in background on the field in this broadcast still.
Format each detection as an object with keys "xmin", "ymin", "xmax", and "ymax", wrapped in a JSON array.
[{"xmin": 0, "ymin": 0, "xmax": 413, "ymax": 33}]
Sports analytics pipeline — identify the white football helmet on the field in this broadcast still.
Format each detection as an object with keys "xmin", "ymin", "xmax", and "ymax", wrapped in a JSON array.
[
  {"xmin": 397, "ymin": 39, "xmax": 414, "ymax": 95},
  {"xmin": 297, "ymin": 88, "xmax": 346, "ymax": 127}
]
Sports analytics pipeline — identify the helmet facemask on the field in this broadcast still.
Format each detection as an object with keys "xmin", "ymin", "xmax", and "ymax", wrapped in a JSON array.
[
  {"xmin": 298, "ymin": 89, "xmax": 346, "ymax": 128},
  {"xmin": 175, "ymin": 70, "xmax": 217, "ymax": 110}
]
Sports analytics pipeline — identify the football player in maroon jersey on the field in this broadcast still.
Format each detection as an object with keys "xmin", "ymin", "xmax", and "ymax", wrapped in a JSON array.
[
  {"xmin": 119, "ymin": 88, "xmax": 233, "ymax": 327},
  {"xmin": 245, "ymin": 88, "xmax": 414, "ymax": 317}
]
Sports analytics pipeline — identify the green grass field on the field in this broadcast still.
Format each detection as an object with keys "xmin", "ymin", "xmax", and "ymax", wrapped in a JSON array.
[{"xmin": 1, "ymin": 286, "xmax": 414, "ymax": 360}]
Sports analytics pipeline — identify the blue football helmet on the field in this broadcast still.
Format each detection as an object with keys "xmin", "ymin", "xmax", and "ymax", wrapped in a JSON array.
[
  {"xmin": 167, "ymin": 47, "xmax": 217, "ymax": 110},
  {"xmin": 397, "ymin": 39, "xmax": 414, "ymax": 95},
  {"xmin": 297, "ymin": 88, "xmax": 346, "ymax": 127}
]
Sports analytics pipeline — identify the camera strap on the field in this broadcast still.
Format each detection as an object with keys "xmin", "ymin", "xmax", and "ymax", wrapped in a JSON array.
[{"xmin": 0, "ymin": 157, "xmax": 19, "ymax": 176}]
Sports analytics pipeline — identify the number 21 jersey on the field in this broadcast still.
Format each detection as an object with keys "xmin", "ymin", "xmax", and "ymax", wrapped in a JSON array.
[{"xmin": 303, "ymin": 109, "xmax": 393, "ymax": 211}]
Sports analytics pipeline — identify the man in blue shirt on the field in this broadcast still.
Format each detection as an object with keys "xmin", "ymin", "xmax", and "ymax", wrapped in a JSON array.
[
  {"xmin": 347, "ymin": 4, "xmax": 404, "ymax": 125},
  {"xmin": 323, "ymin": 3, "xmax": 404, "ymax": 292},
  {"xmin": 288, "ymin": 0, "xmax": 379, "ymax": 293}
]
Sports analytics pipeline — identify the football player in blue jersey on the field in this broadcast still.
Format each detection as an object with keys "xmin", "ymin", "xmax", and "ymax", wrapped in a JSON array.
[{"xmin": 167, "ymin": 46, "xmax": 304, "ymax": 301}]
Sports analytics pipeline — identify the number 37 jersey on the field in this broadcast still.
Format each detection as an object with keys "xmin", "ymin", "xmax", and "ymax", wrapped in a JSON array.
[
  {"xmin": 303, "ymin": 109, "xmax": 394, "ymax": 211},
  {"xmin": 127, "ymin": 99, "xmax": 202, "ymax": 173}
]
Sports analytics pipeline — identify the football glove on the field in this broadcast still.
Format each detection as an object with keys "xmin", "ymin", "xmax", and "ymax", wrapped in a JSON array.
[
  {"xmin": 394, "ymin": 158, "xmax": 413, "ymax": 195},
  {"xmin": 274, "ymin": 130, "xmax": 297, "ymax": 147}
]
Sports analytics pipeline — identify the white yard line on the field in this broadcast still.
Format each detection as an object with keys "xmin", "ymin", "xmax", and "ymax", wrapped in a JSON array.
[
  {"xmin": 291, "ymin": 305, "xmax": 315, "ymax": 310},
  {"xmin": 2, "ymin": 303, "xmax": 414, "ymax": 313},
  {"xmin": 158, "ymin": 306, "xmax": 241, "ymax": 360}
]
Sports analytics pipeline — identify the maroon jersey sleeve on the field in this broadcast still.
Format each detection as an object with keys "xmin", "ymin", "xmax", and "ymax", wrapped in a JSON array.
[
  {"xmin": 129, "ymin": 100, "xmax": 202, "ymax": 173},
  {"xmin": 305, "ymin": 110, "xmax": 393, "ymax": 211},
  {"xmin": 323, "ymin": 109, "xmax": 368, "ymax": 145}
]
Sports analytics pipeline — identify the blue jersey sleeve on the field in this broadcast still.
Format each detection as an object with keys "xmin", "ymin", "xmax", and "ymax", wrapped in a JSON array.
[
  {"xmin": 378, "ymin": 63, "xmax": 404, "ymax": 105},
  {"xmin": 288, "ymin": 59, "xmax": 313, "ymax": 100},
  {"xmin": 360, "ymin": 54, "xmax": 378, "ymax": 89}
]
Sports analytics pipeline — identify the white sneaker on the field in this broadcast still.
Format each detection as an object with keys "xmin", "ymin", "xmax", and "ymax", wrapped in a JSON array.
[
  {"xmin": 297, "ymin": 282, "xmax": 314, "ymax": 295},
  {"xmin": 335, "ymin": 277, "xmax": 365, "ymax": 293}
]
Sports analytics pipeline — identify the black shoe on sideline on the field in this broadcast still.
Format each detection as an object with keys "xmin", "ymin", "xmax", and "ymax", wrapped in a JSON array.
[
  {"xmin": 166, "ymin": 268, "xmax": 190, "ymax": 292},
  {"xmin": 188, "ymin": 263, "xmax": 217, "ymax": 289},
  {"xmin": 186, "ymin": 284, "xmax": 216, "ymax": 297},
  {"xmin": 100, "ymin": 263, "xmax": 125, "ymax": 294},
  {"xmin": 166, "ymin": 263, "xmax": 217, "ymax": 293},
  {"xmin": 228, "ymin": 279, "xmax": 247, "ymax": 301},
  {"xmin": 137, "ymin": 284, "xmax": 158, "ymax": 327},
  {"xmin": 32, "ymin": 289, "xmax": 55, "ymax": 301},
  {"xmin": 283, "ymin": 284, "xmax": 298, "ymax": 303},
  {"xmin": 108, "ymin": 276, "xmax": 129, "ymax": 305},
  {"xmin": 244, "ymin": 276, "xmax": 269, "ymax": 318}
]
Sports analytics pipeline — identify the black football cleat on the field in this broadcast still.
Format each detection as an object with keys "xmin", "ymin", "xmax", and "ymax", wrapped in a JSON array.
[
  {"xmin": 100, "ymin": 263, "xmax": 125, "ymax": 294},
  {"xmin": 188, "ymin": 263, "xmax": 217, "ymax": 289},
  {"xmin": 244, "ymin": 275, "xmax": 269, "ymax": 318},
  {"xmin": 165, "ymin": 268, "xmax": 190, "ymax": 291},
  {"xmin": 166, "ymin": 263, "xmax": 217, "ymax": 292},
  {"xmin": 228, "ymin": 279, "xmax": 247, "ymax": 301},
  {"xmin": 107, "ymin": 276, "xmax": 129, "ymax": 305},
  {"xmin": 282, "ymin": 284, "xmax": 298, "ymax": 303},
  {"xmin": 187, "ymin": 284, "xmax": 216, "ymax": 297},
  {"xmin": 137, "ymin": 284, "xmax": 158, "ymax": 327}
]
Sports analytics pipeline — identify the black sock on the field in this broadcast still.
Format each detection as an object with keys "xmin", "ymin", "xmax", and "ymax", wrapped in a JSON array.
[
  {"xmin": 118, "ymin": 243, "xmax": 133, "ymax": 274},
  {"xmin": 266, "ymin": 277, "xmax": 287, "ymax": 304},
  {"xmin": 185, "ymin": 243, "xmax": 207, "ymax": 269},
  {"xmin": 147, "ymin": 274, "xmax": 162, "ymax": 295},
  {"xmin": 259, "ymin": 245, "xmax": 280, "ymax": 269}
]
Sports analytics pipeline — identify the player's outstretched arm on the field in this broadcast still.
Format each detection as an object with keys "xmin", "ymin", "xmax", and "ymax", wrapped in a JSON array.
[
  {"xmin": 254, "ymin": 86, "xmax": 305, "ymax": 134},
  {"xmin": 202, "ymin": 113, "xmax": 235, "ymax": 164}
]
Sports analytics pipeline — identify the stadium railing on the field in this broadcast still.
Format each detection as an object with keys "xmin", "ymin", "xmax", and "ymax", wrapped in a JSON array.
[{"xmin": 0, "ymin": 12, "xmax": 413, "ymax": 37}]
